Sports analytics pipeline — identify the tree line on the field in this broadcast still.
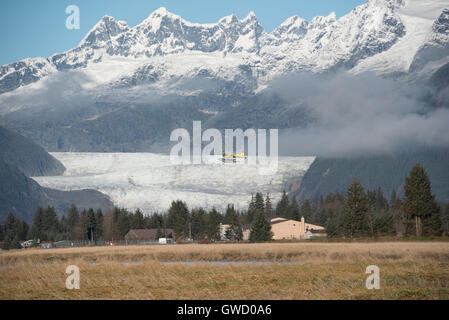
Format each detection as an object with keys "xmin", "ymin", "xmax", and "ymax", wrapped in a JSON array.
[
  {"xmin": 1, "ymin": 163, "xmax": 448, "ymax": 249},
  {"xmin": 301, "ymin": 164, "xmax": 448, "ymax": 238},
  {"xmin": 0, "ymin": 193, "xmax": 276, "ymax": 248}
]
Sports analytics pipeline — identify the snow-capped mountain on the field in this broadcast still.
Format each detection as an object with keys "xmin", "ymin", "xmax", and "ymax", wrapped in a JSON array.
[
  {"xmin": 0, "ymin": 0, "xmax": 448, "ymax": 154},
  {"xmin": 1, "ymin": 0, "xmax": 448, "ymax": 96},
  {"xmin": 409, "ymin": 8, "xmax": 449, "ymax": 72},
  {"xmin": 2, "ymin": 0, "xmax": 449, "ymax": 213}
]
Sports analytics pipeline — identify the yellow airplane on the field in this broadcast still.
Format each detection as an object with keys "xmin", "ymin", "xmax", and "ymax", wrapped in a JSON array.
[{"xmin": 220, "ymin": 149, "xmax": 247, "ymax": 162}]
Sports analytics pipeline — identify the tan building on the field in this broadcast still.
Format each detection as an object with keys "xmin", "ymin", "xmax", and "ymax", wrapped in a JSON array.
[
  {"xmin": 243, "ymin": 217, "xmax": 326, "ymax": 241},
  {"xmin": 242, "ymin": 229, "xmax": 250, "ymax": 241},
  {"xmin": 270, "ymin": 217, "xmax": 325, "ymax": 240}
]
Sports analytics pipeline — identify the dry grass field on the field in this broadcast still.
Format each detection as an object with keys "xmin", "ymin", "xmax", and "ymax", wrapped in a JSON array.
[{"xmin": 0, "ymin": 242, "xmax": 448, "ymax": 300}]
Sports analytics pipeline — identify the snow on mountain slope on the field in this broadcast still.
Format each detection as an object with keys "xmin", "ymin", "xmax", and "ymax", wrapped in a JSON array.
[
  {"xmin": 2, "ymin": 0, "xmax": 444, "ymax": 100},
  {"xmin": 262, "ymin": 0, "xmax": 407, "ymax": 74},
  {"xmin": 0, "ymin": 57, "xmax": 57, "ymax": 94},
  {"xmin": 409, "ymin": 7, "xmax": 449, "ymax": 74},
  {"xmin": 32, "ymin": 153, "xmax": 315, "ymax": 213},
  {"xmin": 352, "ymin": 0, "xmax": 449, "ymax": 75}
]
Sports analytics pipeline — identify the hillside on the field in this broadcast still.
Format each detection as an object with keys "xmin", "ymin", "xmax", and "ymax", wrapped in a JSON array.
[
  {"xmin": 0, "ymin": 126, "xmax": 65, "ymax": 176},
  {"xmin": 0, "ymin": 127, "xmax": 113, "ymax": 223},
  {"xmin": 294, "ymin": 148, "xmax": 449, "ymax": 203},
  {"xmin": 0, "ymin": 158, "xmax": 113, "ymax": 223},
  {"xmin": 0, "ymin": 159, "xmax": 47, "ymax": 222}
]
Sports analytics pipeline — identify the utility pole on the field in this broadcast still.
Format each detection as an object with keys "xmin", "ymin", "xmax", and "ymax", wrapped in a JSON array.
[{"xmin": 111, "ymin": 211, "xmax": 114, "ymax": 245}]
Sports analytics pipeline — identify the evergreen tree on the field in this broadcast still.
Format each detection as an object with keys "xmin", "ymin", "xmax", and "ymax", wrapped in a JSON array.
[
  {"xmin": 95, "ymin": 209, "xmax": 103, "ymax": 240},
  {"xmin": 372, "ymin": 211, "xmax": 394, "ymax": 236},
  {"xmin": 115, "ymin": 209, "xmax": 130, "ymax": 239},
  {"xmin": 2, "ymin": 214, "xmax": 28, "ymax": 250},
  {"xmin": 254, "ymin": 193, "xmax": 265, "ymax": 214},
  {"xmin": 147, "ymin": 213, "xmax": 164, "ymax": 229},
  {"xmin": 314, "ymin": 207, "xmax": 328, "ymax": 226},
  {"xmin": 367, "ymin": 190, "xmax": 376, "ymax": 212},
  {"xmin": 206, "ymin": 208, "xmax": 222, "ymax": 240},
  {"xmin": 375, "ymin": 187, "xmax": 388, "ymax": 212},
  {"xmin": 223, "ymin": 204, "xmax": 242, "ymax": 240},
  {"xmin": 15, "ymin": 220, "xmax": 29, "ymax": 241},
  {"xmin": 5, "ymin": 213, "xmax": 16, "ymax": 234},
  {"xmin": 86, "ymin": 208, "xmax": 96, "ymax": 241},
  {"xmin": 402, "ymin": 164, "xmax": 441, "ymax": 236},
  {"xmin": 390, "ymin": 189, "xmax": 405, "ymax": 236},
  {"xmin": 131, "ymin": 209, "xmax": 145, "ymax": 229},
  {"xmin": 66, "ymin": 204, "xmax": 78, "ymax": 231},
  {"xmin": 422, "ymin": 205, "xmax": 442, "ymax": 237},
  {"xmin": 342, "ymin": 180, "xmax": 369, "ymax": 238},
  {"xmin": 223, "ymin": 204, "xmax": 237, "ymax": 224},
  {"xmin": 191, "ymin": 208, "xmax": 207, "ymax": 241},
  {"xmin": 43, "ymin": 206, "xmax": 59, "ymax": 241},
  {"xmin": 80, "ymin": 209, "xmax": 89, "ymax": 240},
  {"xmin": 264, "ymin": 194, "xmax": 273, "ymax": 218},
  {"xmin": 1, "ymin": 236, "xmax": 10, "ymax": 250},
  {"xmin": 247, "ymin": 194, "xmax": 256, "ymax": 225},
  {"xmin": 275, "ymin": 190, "xmax": 290, "ymax": 218},
  {"xmin": 326, "ymin": 214, "xmax": 341, "ymax": 238},
  {"xmin": 290, "ymin": 197, "xmax": 301, "ymax": 221},
  {"xmin": 66, "ymin": 205, "xmax": 79, "ymax": 239},
  {"xmin": 30, "ymin": 207, "xmax": 45, "ymax": 241},
  {"xmin": 2, "ymin": 214, "xmax": 16, "ymax": 250},
  {"xmin": 300, "ymin": 199, "xmax": 312, "ymax": 222},
  {"xmin": 9, "ymin": 235, "xmax": 22, "ymax": 249},
  {"xmin": 249, "ymin": 211, "xmax": 273, "ymax": 242},
  {"xmin": 167, "ymin": 201, "xmax": 190, "ymax": 240}
]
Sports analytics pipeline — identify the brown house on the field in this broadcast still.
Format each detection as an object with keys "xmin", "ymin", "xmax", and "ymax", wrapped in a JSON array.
[{"xmin": 124, "ymin": 229, "xmax": 174, "ymax": 242}]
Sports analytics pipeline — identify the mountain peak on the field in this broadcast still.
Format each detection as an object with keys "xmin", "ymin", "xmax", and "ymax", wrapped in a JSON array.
[
  {"xmin": 327, "ymin": 12, "xmax": 337, "ymax": 21},
  {"xmin": 101, "ymin": 14, "xmax": 115, "ymax": 21},
  {"xmin": 244, "ymin": 11, "xmax": 257, "ymax": 21},
  {"xmin": 433, "ymin": 8, "xmax": 449, "ymax": 34},
  {"xmin": 80, "ymin": 15, "xmax": 129, "ymax": 47},
  {"xmin": 219, "ymin": 13, "xmax": 239, "ymax": 25},
  {"xmin": 153, "ymin": 7, "xmax": 168, "ymax": 15},
  {"xmin": 279, "ymin": 15, "xmax": 307, "ymax": 27},
  {"xmin": 309, "ymin": 11, "xmax": 337, "ymax": 27},
  {"xmin": 148, "ymin": 7, "xmax": 180, "ymax": 20},
  {"xmin": 368, "ymin": 0, "xmax": 406, "ymax": 9},
  {"xmin": 273, "ymin": 15, "xmax": 308, "ymax": 38}
]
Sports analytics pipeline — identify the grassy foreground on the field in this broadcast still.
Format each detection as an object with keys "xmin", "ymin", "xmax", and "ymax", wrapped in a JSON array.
[{"xmin": 0, "ymin": 242, "xmax": 448, "ymax": 299}]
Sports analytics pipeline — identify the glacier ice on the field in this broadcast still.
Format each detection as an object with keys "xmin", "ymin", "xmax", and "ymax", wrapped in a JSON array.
[{"xmin": 32, "ymin": 153, "xmax": 315, "ymax": 214}]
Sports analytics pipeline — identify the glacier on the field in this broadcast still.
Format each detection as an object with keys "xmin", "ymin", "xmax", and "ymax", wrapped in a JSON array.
[{"xmin": 32, "ymin": 153, "xmax": 315, "ymax": 214}]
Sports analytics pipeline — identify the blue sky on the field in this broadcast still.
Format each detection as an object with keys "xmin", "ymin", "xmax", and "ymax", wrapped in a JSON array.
[{"xmin": 0, "ymin": 0, "xmax": 365, "ymax": 66}]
